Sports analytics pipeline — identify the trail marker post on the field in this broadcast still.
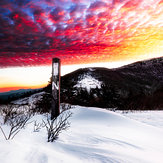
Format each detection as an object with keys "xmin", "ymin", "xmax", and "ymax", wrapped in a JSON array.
[{"xmin": 51, "ymin": 58, "xmax": 61, "ymax": 119}]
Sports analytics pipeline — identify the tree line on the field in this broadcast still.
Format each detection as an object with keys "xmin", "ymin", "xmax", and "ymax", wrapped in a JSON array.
[{"xmin": 0, "ymin": 89, "xmax": 42, "ymax": 104}]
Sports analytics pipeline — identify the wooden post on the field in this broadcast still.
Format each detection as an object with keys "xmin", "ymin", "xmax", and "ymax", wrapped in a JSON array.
[{"xmin": 51, "ymin": 58, "xmax": 61, "ymax": 119}]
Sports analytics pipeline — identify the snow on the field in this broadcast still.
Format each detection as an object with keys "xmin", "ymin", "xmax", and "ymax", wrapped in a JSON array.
[
  {"xmin": 118, "ymin": 110, "xmax": 163, "ymax": 129},
  {"xmin": 12, "ymin": 92, "xmax": 45, "ymax": 105},
  {"xmin": 74, "ymin": 75, "xmax": 102, "ymax": 91},
  {"xmin": 0, "ymin": 106, "xmax": 163, "ymax": 163}
]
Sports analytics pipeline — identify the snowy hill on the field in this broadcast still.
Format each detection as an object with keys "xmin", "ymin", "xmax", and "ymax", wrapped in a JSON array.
[
  {"xmin": 0, "ymin": 106, "xmax": 163, "ymax": 163},
  {"xmin": 60, "ymin": 57, "xmax": 163, "ymax": 109},
  {"xmin": 61, "ymin": 56, "xmax": 163, "ymax": 95},
  {"xmin": 12, "ymin": 91, "xmax": 45, "ymax": 105}
]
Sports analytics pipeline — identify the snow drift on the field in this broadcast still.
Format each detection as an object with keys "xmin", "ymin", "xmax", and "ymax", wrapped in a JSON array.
[{"xmin": 0, "ymin": 106, "xmax": 163, "ymax": 163}]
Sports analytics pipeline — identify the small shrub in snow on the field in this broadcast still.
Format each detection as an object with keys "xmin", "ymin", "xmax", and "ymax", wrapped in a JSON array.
[
  {"xmin": 43, "ymin": 104, "xmax": 73, "ymax": 142},
  {"xmin": 60, "ymin": 103, "xmax": 72, "ymax": 112},
  {"xmin": 0, "ymin": 104, "xmax": 32, "ymax": 140},
  {"xmin": 33, "ymin": 120, "xmax": 45, "ymax": 132}
]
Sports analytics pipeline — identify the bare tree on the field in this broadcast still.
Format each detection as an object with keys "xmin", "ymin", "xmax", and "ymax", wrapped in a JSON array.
[
  {"xmin": 43, "ymin": 104, "xmax": 73, "ymax": 142},
  {"xmin": 0, "ymin": 104, "xmax": 32, "ymax": 140}
]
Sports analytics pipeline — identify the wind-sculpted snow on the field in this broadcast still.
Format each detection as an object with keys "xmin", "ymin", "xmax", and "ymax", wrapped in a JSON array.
[
  {"xmin": 118, "ymin": 110, "xmax": 163, "ymax": 129},
  {"xmin": 0, "ymin": 106, "xmax": 163, "ymax": 163}
]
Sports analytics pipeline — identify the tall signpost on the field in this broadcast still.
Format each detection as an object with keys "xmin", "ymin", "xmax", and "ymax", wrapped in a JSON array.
[{"xmin": 51, "ymin": 58, "xmax": 61, "ymax": 120}]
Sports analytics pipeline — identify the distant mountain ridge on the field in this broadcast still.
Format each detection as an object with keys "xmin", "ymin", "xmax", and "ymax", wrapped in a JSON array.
[
  {"xmin": 0, "ymin": 89, "xmax": 33, "ymax": 95},
  {"xmin": 60, "ymin": 57, "xmax": 163, "ymax": 109},
  {"xmin": 62, "ymin": 57, "xmax": 163, "ymax": 95},
  {"xmin": 0, "ymin": 88, "xmax": 43, "ymax": 103}
]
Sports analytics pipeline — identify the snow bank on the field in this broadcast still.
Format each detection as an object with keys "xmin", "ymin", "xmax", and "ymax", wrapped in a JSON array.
[
  {"xmin": 0, "ymin": 106, "xmax": 163, "ymax": 163},
  {"xmin": 118, "ymin": 110, "xmax": 163, "ymax": 129}
]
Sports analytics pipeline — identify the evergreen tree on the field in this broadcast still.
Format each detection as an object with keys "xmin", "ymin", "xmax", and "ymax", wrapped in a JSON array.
[{"xmin": 101, "ymin": 84, "xmax": 121, "ymax": 108}]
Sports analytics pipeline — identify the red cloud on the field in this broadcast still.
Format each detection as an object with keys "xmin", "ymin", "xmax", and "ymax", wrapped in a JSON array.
[
  {"xmin": 112, "ymin": 0, "xmax": 123, "ymax": 5},
  {"xmin": 49, "ymin": 7, "xmax": 66, "ymax": 23},
  {"xmin": 86, "ymin": 14, "xmax": 97, "ymax": 25},
  {"xmin": 123, "ymin": 0, "xmax": 140, "ymax": 10},
  {"xmin": 158, "ymin": 0, "xmax": 163, "ymax": 5},
  {"xmin": 9, "ymin": 10, "xmax": 39, "ymax": 34},
  {"xmin": 89, "ymin": 1, "xmax": 107, "ymax": 11},
  {"xmin": 1, "ymin": 0, "xmax": 163, "ymax": 68}
]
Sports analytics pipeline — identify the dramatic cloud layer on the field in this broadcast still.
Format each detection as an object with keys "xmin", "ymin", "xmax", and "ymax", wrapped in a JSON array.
[{"xmin": 1, "ymin": 0, "xmax": 163, "ymax": 67}]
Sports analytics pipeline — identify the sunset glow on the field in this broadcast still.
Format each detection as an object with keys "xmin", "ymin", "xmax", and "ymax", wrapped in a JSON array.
[
  {"xmin": 0, "ymin": 61, "xmax": 133, "ymax": 92},
  {"xmin": 0, "ymin": 67, "xmax": 51, "ymax": 92},
  {"xmin": 1, "ymin": 0, "xmax": 163, "ymax": 92}
]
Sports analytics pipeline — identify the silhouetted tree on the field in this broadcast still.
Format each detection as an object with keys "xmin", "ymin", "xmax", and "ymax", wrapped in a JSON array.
[{"xmin": 34, "ymin": 77, "xmax": 52, "ymax": 113}]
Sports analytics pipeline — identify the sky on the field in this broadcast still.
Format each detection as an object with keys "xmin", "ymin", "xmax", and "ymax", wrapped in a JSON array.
[{"xmin": 1, "ymin": 0, "xmax": 163, "ymax": 92}]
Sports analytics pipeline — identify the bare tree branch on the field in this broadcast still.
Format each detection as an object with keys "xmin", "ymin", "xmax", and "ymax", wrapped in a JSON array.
[
  {"xmin": 0, "ymin": 126, "xmax": 7, "ymax": 140},
  {"xmin": 33, "ymin": 120, "xmax": 45, "ymax": 132},
  {"xmin": 0, "ymin": 104, "xmax": 33, "ymax": 140},
  {"xmin": 43, "ymin": 104, "xmax": 73, "ymax": 142}
]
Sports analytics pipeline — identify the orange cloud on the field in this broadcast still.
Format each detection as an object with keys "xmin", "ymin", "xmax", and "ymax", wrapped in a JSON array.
[{"xmin": 0, "ymin": 0, "xmax": 163, "ymax": 69}]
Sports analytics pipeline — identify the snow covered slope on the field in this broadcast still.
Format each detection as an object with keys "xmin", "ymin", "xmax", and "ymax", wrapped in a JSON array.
[
  {"xmin": 12, "ymin": 91, "xmax": 45, "ymax": 105},
  {"xmin": 74, "ymin": 75, "xmax": 102, "ymax": 91},
  {"xmin": 0, "ymin": 106, "xmax": 163, "ymax": 163},
  {"xmin": 61, "ymin": 56, "xmax": 163, "ymax": 97},
  {"xmin": 118, "ymin": 110, "xmax": 163, "ymax": 129}
]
